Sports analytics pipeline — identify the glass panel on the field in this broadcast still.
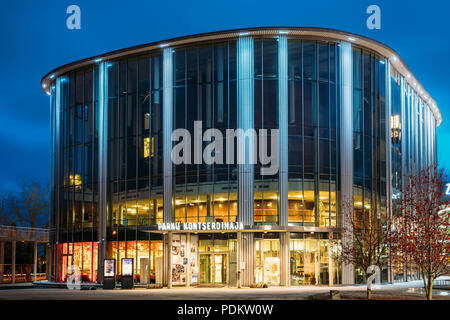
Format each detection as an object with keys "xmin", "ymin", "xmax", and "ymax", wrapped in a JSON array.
[
  {"xmin": 303, "ymin": 189, "xmax": 315, "ymax": 226},
  {"xmin": 290, "ymin": 238, "xmax": 304, "ymax": 285},
  {"xmin": 304, "ymin": 237, "xmax": 319, "ymax": 285},
  {"xmin": 214, "ymin": 254, "xmax": 227, "ymax": 284},
  {"xmin": 319, "ymin": 239, "xmax": 329, "ymax": 285},
  {"xmin": 200, "ymin": 254, "xmax": 212, "ymax": 284},
  {"xmin": 288, "ymin": 190, "xmax": 303, "ymax": 225},
  {"xmin": 263, "ymin": 239, "xmax": 280, "ymax": 285},
  {"xmin": 136, "ymin": 241, "xmax": 149, "ymax": 283}
]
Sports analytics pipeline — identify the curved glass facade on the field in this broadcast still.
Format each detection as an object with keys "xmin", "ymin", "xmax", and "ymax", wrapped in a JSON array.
[{"xmin": 45, "ymin": 29, "xmax": 439, "ymax": 286}]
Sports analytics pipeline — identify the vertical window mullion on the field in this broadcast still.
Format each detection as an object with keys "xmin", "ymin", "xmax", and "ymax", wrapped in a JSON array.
[
  {"xmin": 197, "ymin": 48, "xmax": 200, "ymax": 222},
  {"xmin": 227, "ymin": 42, "xmax": 230, "ymax": 222},
  {"xmin": 212, "ymin": 46, "xmax": 215, "ymax": 222},
  {"xmin": 301, "ymin": 40, "xmax": 305, "ymax": 226},
  {"xmin": 135, "ymin": 59, "xmax": 139, "ymax": 228},
  {"xmin": 184, "ymin": 49, "xmax": 188, "ymax": 223},
  {"xmin": 328, "ymin": 44, "xmax": 332, "ymax": 228}
]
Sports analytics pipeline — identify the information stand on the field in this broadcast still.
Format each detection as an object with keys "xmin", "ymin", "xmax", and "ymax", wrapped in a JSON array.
[
  {"xmin": 121, "ymin": 258, "xmax": 134, "ymax": 289},
  {"xmin": 103, "ymin": 259, "xmax": 116, "ymax": 289}
]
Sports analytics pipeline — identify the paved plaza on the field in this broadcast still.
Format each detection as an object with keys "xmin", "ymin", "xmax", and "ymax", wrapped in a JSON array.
[{"xmin": 0, "ymin": 280, "xmax": 448, "ymax": 300}]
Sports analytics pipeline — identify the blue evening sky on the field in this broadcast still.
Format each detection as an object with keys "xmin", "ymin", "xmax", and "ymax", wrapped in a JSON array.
[{"xmin": 0, "ymin": 0, "xmax": 449, "ymax": 193}]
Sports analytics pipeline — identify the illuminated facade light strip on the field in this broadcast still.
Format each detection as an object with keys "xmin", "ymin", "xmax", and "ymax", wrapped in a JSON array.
[
  {"xmin": 339, "ymin": 41, "xmax": 354, "ymax": 285},
  {"xmin": 278, "ymin": 35, "xmax": 288, "ymax": 226},
  {"xmin": 163, "ymin": 48, "xmax": 173, "ymax": 223},
  {"xmin": 97, "ymin": 62, "xmax": 108, "ymax": 282},
  {"xmin": 389, "ymin": 57, "xmax": 441, "ymax": 126},
  {"xmin": 385, "ymin": 59, "xmax": 393, "ymax": 282},
  {"xmin": 53, "ymin": 78, "xmax": 62, "ymax": 272},
  {"xmin": 237, "ymin": 36, "xmax": 254, "ymax": 226}
]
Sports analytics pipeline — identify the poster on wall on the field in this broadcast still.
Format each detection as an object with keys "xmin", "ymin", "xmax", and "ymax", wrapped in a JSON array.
[
  {"xmin": 122, "ymin": 258, "xmax": 133, "ymax": 277},
  {"xmin": 104, "ymin": 259, "xmax": 115, "ymax": 278},
  {"xmin": 171, "ymin": 235, "xmax": 187, "ymax": 285},
  {"xmin": 190, "ymin": 234, "xmax": 199, "ymax": 284},
  {"xmin": 172, "ymin": 239, "xmax": 181, "ymax": 265}
]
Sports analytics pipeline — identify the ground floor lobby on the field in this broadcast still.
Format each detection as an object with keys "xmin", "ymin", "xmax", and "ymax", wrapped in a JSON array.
[{"xmin": 55, "ymin": 230, "xmax": 343, "ymax": 287}]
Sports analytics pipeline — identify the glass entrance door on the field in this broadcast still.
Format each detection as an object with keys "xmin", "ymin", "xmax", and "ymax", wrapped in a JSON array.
[
  {"xmin": 199, "ymin": 253, "xmax": 227, "ymax": 285},
  {"xmin": 200, "ymin": 254, "xmax": 212, "ymax": 284},
  {"xmin": 213, "ymin": 254, "xmax": 227, "ymax": 285}
]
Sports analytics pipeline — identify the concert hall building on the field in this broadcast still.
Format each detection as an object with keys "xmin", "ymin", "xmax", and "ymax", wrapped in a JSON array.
[{"xmin": 41, "ymin": 27, "xmax": 440, "ymax": 287}]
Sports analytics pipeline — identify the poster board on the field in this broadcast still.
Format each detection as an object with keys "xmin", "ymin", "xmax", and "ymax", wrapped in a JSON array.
[
  {"xmin": 122, "ymin": 258, "xmax": 133, "ymax": 277},
  {"xmin": 104, "ymin": 259, "xmax": 115, "ymax": 278},
  {"xmin": 103, "ymin": 258, "xmax": 116, "ymax": 289}
]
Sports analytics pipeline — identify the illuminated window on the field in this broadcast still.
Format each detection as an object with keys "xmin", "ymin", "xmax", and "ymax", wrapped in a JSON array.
[
  {"xmin": 69, "ymin": 173, "xmax": 83, "ymax": 190},
  {"xmin": 144, "ymin": 137, "xmax": 154, "ymax": 158},
  {"xmin": 288, "ymin": 191, "xmax": 303, "ymax": 224},
  {"xmin": 391, "ymin": 114, "xmax": 402, "ymax": 144}
]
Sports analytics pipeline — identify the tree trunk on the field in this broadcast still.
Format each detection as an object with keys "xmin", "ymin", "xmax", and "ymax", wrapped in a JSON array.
[
  {"xmin": 426, "ymin": 276, "xmax": 433, "ymax": 300},
  {"xmin": 363, "ymin": 270, "xmax": 371, "ymax": 300},
  {"xmin": 421, "ymin": 271, "xmax": 428, "ymax": 299}
]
